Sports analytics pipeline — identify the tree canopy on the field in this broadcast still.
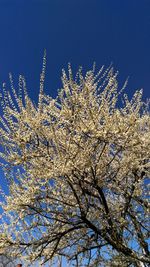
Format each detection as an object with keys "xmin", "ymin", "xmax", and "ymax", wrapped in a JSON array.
[{"xmin": 0, "ymin": 60, "xmax": 149, "ymax": 266}]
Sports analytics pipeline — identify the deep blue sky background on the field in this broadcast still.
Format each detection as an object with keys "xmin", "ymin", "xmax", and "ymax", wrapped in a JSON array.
[{"xmin": 0, "ymin": 0, "xmax": 149, "ymax": 101}]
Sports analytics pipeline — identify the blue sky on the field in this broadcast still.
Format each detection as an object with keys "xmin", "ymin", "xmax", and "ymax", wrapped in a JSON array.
[
  {"xmin": 0, "ymin": 0, "xmax": 149, "ymax": 265},
  {"xmin": 0, "ymin": 0, "xmax": 149, "ymax": 101}
]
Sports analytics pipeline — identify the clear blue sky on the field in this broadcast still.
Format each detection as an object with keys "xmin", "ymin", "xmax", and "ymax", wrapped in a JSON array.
[{"xmin": 0, "ymin": 0, "xmax": 149, "ymax": 101}]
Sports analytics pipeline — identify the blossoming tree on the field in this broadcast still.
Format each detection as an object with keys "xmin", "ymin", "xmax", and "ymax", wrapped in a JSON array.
[{"xmin": 0, "ymin": 58, "xmax": 149, "ymax": 266}]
